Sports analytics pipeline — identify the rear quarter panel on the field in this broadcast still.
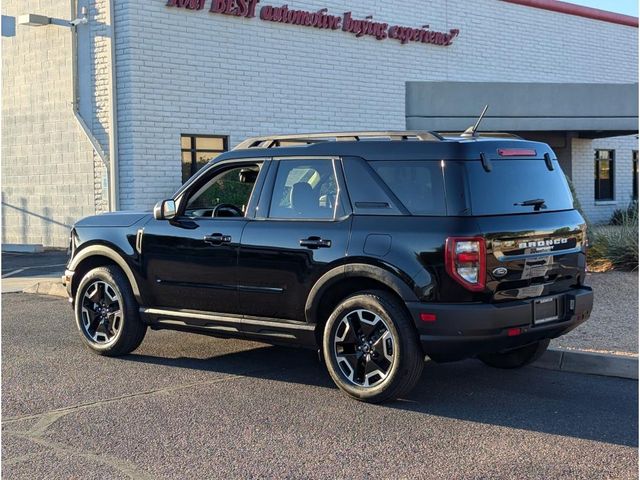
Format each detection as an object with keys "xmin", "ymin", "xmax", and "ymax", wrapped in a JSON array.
[{"xmin": 347, "ymin": 216, "xmax": 481, "ymax": 302}]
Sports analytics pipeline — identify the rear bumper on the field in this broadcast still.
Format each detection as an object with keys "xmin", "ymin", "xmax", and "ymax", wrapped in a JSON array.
[{"xmin": 406, "ymin": 287, "xmax": 593, "ymax": 362}]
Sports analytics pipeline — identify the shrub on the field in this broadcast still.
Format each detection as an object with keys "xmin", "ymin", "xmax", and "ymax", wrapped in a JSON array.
[
  {"xmin": 565, "ymin": 175, "xmax": 590, "ymax": 228},
  {"xmin": 589, "ymin": 208, "xmax": 638, "ymax": 271},
  {"xmin": 610, "ymin": 202, "xmax": 638, "ymax": 226}
]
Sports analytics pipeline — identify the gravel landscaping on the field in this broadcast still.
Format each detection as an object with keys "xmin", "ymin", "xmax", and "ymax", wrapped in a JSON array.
[{"xmin": 553, "ymin": 272, "xmax": 639, "ymax": 356}]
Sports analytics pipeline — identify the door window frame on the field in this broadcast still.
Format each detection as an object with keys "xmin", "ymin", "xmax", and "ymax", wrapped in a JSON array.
[
  {"xmin": 255, "ymin": 156, "xmax": 352, "ymax": 222},
  {"xmin": 174, "ymin": 158, "xmax": 270, "ymax": 221}
]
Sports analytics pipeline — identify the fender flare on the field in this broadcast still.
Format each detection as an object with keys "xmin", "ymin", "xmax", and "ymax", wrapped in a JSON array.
[
  {"xmin": 69, "ymin": 244, "xmax": 142, "ymax": 301},
  {"xmin": 304, "ymin": 262, "xmax": 419, "ymax": 324}
]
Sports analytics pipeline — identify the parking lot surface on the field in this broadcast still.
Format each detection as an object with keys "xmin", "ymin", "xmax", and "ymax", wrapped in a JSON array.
[{"xmin": 2, "ymin": 293, "xmax": 638, "ymax": 479}]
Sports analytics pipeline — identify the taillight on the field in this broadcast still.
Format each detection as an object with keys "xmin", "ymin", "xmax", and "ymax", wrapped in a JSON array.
[
  {"xmin": 445, "ymin": 237, "xmax": 486, "ymax": 291},
  {"xmin": 497, "ymin": 148, "xmax": 537, "ymax": 157}
]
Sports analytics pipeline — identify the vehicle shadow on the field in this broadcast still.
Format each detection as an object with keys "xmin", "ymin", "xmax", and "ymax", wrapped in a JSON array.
[{"xmin": 124, "ymin": 343, "xmax": 638, "ymax": 448}]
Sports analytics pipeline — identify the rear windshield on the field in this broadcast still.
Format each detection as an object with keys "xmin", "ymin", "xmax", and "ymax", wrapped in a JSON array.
[
  {"xmin": 462, "ymin": 159, "xmax": 574, "ymax": 215},
  {"xmin": 369, "ymin": 159, "xmax": 574, "ymax": 216}
]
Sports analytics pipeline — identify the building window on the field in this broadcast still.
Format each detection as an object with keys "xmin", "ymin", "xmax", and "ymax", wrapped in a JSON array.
[
  {"xmin": 633, "ymin": 150, "xmax": 638, "ymax": 201},
  {"xmin": 181, "ymin": 135, "xmax": 228, "ymax": 182},
  {"xmin": 594, "ymin": 149, "xmax": 614, "ymax": 201}
]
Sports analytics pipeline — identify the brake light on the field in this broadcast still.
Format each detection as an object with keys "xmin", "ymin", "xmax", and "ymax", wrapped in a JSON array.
[
  {"xmin": 445, "ymin": 237, "xmax": 486, "ymax": 291},
  {"xmin": 497, "ymin": 148, "xmax": 537, "ymax": 157}
]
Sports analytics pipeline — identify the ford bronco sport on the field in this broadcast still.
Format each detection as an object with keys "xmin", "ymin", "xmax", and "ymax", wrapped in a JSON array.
[{"xmin": 64, "ymin": 131, "xmax": 593, "ymax": 403}]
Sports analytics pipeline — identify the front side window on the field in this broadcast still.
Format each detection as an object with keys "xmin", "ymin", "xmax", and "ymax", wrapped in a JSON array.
[
  {"xmin": 181, "ymin": 135, "xmax": 228, "ymax": 183},
  {"xmin": 185, "ymin": 164, "xmax": 260, "ymax": 218},
  {"xmin": 269, "ymin": 160, "xmax": 338, "ymax": 219},
  {"xmin": 633, "ymin": 150, "xmax": 638, "ymax": 201},
  {"xmin": 595, "ymin": 150, "xmax": 615, "ymax": 201}
]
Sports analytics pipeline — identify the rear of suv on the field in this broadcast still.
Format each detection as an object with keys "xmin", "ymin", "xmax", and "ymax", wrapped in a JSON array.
[{"xmin": 64, "ymin": 131, "xmax": 593, "ymax": 403}]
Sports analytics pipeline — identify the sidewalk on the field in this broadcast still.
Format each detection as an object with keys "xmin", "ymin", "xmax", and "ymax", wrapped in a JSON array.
[
  {"xmin": 552, "ymin": 271, "xmax": 638, "ymax": 357},
  {"xmin": 1, "ymin": 250, "xmax": 67, "ymax": 294}
]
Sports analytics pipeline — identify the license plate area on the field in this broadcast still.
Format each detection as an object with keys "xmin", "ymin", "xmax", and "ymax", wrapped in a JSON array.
[{"xmin": 533, "ymin": 296, "xmax": 561, "ymax": 325}]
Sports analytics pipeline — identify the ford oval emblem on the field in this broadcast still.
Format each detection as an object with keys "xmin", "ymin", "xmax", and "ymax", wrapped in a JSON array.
[{"xmin": 493, "ymin": 267, "xmax": 508, "ymax": 278}]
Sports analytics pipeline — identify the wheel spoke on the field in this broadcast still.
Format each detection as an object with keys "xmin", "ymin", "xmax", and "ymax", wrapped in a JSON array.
[
  {"xmin": 87, "ymin": 314, "xmax": 101, "ymax": 336},
  {"xmin": 364, "ymin": 356, "xmax": 386, "ymax": 376},
  {"xmin": 357, "ymin": 310, "xmax": 379, "ymax": 338},
  {"xmin": 85, "ymin": 284, "xmax": 100, "ymax": 304},
  {"xmin": 354, "ymin": 354, "xmax": 367, "ymax": 383},
  {"xmin": 82, "ymin": 297, "xmax": 98, "ymax": 315},
  {"xmin": 107, "ymin": 310, "xmax": 121, "ymax": 335},
  {"xmin": 342, "ymin": 314, "xmax": 360, "ymax": 344},
  {"xmin": 337, "ymin": 352, "xmax": 360, "ymax": 378}
]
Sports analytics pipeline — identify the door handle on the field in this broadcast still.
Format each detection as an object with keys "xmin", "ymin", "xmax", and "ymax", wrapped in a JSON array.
[
  {"xmin": 300, "ymin": 236, "xmax": 332, "ymax": 249},
  {"xmin": 204, "ymin": 233, "xmax": 232, "ymax": 246}
]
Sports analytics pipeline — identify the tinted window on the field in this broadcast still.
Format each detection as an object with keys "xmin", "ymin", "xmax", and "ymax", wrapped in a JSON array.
[
  {"xmin": 594, "ymin": 149, "xmax": 615, "ymax": 201},
  {"xmin": 269, "ymin": 160, "xmax": 337, "ymax": 219},
  {"xmin": 463, "ymin": 159, "xmax": 573, "ymax": 215},
  {"xmin": 370, "ymin": 161, "xmax": 446, "ymax": 215},
  {"xmin": 181, "ymin": 135, "xmax": 228, "ymax": 182},
  {"xmin": 185, "ymin": 165, "xmax": 258, "ymax": 217}
]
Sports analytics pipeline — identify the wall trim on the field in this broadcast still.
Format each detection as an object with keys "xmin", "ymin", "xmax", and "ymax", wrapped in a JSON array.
[{"xmin": 501, "ymin": 0, "xmax": 638, "ymax": 28}]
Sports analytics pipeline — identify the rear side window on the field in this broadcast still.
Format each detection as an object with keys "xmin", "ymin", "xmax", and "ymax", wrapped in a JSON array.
[
  {"xmin": 463, "ymin": 159, "xmax": 574, "ymax": 215},
  {"xmin": 370, "ymin": 161, "xmax": 447, "ymax": 215},
  {"xmin": 268, "ymin": 159, "xmax": 338, "ymax": 219}
]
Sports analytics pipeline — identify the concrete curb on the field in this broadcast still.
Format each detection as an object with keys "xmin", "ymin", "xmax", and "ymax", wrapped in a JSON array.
[
  {"xmin": 22, "ymin": 280, "xmax": 67, "ymax": 298},
  {"xmin": 536, "ymin": 348, "xmax": 638, "ymax": 380},
  {"xmin": 2, "ymin": 243, "xmax": 45, "ymax": 253},
  {"xmin": 16, "ymin": 282, "xmax": 640, "ymax": 381}
]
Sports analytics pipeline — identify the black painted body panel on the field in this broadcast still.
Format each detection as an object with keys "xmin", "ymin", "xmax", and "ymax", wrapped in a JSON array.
[{"xmin": 66, "ymin": 137, "xmax": 592, "ymax": 359}]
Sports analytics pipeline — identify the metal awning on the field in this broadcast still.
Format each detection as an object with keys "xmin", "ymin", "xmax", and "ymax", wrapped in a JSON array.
[{"xmin": 406, "ymin": 82, "xmax": 638, "ymax": 138}]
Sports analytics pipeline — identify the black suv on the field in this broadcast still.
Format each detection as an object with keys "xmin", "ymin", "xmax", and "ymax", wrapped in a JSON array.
[{"xmin": 64, "ymin": 131, "xmax": 593, "ymax": 403}]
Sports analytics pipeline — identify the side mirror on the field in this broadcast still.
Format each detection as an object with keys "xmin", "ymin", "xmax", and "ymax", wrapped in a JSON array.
[{"xmin": 153, "ymin": 199, "xmax": 177, "ymax": 220}]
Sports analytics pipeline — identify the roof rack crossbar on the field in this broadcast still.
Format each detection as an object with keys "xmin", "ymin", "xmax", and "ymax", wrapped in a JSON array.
[{"xmin": 233, "ymin": 131, "xmax": 444, "ymax": 150}]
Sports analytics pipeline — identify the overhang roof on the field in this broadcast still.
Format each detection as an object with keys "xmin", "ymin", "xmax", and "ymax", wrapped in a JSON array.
[{"xmin": 406, "ymin": 82, "xmax": 639, "ymax": 139}]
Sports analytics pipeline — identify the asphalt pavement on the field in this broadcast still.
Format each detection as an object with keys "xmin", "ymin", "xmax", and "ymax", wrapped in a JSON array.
[{"xmin": 2, "ymin": 293, "xmax": 638, "ymax": 479}]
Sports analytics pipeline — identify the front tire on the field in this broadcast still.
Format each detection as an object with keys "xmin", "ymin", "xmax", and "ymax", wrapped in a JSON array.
[
  {"xmin": 478, "ymin": 339, "xmax": 550, "ymax": 369},
  {"xmin": 74, "ymin": 265, "xmax": 147, "ymax": 356},
  {"xmin": 322, "ymin": 291, "xmax": 424, "ymax": 403}
]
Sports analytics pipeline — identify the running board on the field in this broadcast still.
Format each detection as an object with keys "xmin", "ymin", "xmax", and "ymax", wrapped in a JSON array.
[{"xmin": 140, "ymin": 307, "xmax": 316, "ymax": 347}]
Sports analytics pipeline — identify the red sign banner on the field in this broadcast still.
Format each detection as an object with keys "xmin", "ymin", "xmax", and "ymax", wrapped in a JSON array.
[{"xmin": 166, "ymin": 0, "xmax": 460, "ymax": 48}]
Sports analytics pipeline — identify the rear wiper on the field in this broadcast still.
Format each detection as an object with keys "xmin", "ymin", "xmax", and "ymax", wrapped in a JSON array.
[{"xmin": 514, "ymin": 198, "xmax": 547, "ymax": 211}]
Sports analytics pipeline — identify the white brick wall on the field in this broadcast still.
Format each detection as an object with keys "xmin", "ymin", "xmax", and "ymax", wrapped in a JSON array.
[
  {"xmin": 113, "ymin": 0, "xmax": 639, "ymax": 210},
  {"xmin": 2, "ymin": 0, "xmax": 638, "ymax": 246},
  {"xmin": 91, "ymin": 0, "xmax": 113, "ymax": 214},
  {"xmin": 1, "ymin": 1, "xmax": 97, "ymax": 247},
  {"xmin": 572, "ymin": 134, "xmax": 639, "ymax": 224}
]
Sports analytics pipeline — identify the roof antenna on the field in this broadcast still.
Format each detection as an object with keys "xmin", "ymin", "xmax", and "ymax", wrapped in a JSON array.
[{"xmin": 461, "ymin": 105, "xmax": 489, "ymax": 138}]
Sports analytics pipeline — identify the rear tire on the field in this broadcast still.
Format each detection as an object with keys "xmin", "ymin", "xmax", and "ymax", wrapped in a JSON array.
[
  {"xmin": 74, "ymin": 265, "xmax": 146, "ymax": 356},
  {"xmin": 478, "ymin": 339, "xmax": 550, "ymax": 369},
  {"xmin": 322, "ymin": 290, "xmax": 424, "ymax": 403}
]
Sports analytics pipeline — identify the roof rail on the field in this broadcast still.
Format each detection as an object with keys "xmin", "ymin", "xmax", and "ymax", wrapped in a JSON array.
[
  {"xmin": 232, "ymin": 131, "xmax": 444, "ymax": 150},
  {"xmin": 438, "ymin": 131, "xmax": 523, "ymax": 139}
]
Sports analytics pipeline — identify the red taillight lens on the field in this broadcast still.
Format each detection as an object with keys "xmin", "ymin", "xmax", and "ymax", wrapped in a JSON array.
[
  {"xmin": 445, "ymin": 237, "xmax": 486, "ymax": 292},
  {"xmin": 420, "ymin": 313, "xmax": 437, "ymax": 322},
  {"xmin": 497, "ymin": 148, "xmax": 537, "ymax": 157}
]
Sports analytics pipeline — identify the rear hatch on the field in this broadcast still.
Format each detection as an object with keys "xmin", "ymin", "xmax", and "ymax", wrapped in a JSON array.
[{"xmin": 460, "ymin": 154, "xmax": 587, "ymax": 301}]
